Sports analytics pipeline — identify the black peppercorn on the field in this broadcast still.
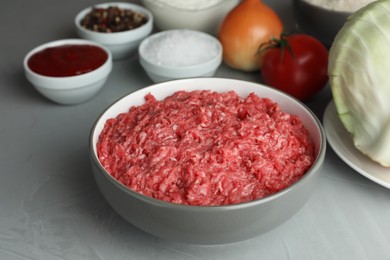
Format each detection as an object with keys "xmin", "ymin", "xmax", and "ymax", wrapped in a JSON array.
[{"xmin": 80, "ymin": 6, "xmax": 148, "ymax": 33}]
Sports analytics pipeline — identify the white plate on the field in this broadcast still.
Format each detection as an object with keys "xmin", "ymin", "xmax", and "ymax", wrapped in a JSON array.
[{"xmin": 323, "ymin": 101, "xmax": 390, "ymax": 189}]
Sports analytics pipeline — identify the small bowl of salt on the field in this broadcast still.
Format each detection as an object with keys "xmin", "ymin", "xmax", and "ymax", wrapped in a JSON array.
[{"xmin": 138, "ymin": 29, "xmax": 222, "ymax": 83}]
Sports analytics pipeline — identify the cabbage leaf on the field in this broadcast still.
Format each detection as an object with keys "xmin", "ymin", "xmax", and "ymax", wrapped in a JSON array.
[{"xmin": 329, "ymin": 0, "xmax": 390, "ymax": 167}]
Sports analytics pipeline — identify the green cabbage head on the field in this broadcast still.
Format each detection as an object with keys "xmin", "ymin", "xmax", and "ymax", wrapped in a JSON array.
[{"xmin": 329, "ymin": 0, "xmax": 390, "ymax": 167}]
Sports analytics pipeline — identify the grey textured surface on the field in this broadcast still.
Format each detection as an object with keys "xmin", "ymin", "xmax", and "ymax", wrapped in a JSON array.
[{"xmin": 1, "ymin": 0, "xmax": 389, "ymax": 259}]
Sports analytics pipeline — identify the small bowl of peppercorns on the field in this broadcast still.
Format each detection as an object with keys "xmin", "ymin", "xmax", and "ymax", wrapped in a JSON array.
[{"xmin": 75, "ymin": 2, "xmax": 153, "ymax": 60}]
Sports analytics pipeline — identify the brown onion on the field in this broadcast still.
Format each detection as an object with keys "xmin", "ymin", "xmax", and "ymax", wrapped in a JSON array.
[{"xmin": 218, "ymin": 0, "xmax": 283, "ymax": 72}]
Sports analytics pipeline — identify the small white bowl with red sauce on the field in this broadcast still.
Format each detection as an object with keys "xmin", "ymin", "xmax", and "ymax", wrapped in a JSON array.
[
  {"xmin": 89, "ymin": 77, "xmax": 326, "ymax": 244},
  {"xmin": 75, "ymin": 2, "xmax": 153, "ymax": 60},
  {"xmin": 24, "ymin": 39, "xmax": 112, "ymax": 105}
]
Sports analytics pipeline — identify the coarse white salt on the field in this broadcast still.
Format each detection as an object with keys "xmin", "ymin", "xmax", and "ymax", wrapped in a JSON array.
[
  {"xmin": 141, "ymin": 30, "xmax": 221, "ymax": 67},
  {"xmin": 151, "ymin": 0, "xmax": 224, "ymax": 11},
  {"xmin": 302, "ymin": 0, "xmax": 375, "ymax": 12}
]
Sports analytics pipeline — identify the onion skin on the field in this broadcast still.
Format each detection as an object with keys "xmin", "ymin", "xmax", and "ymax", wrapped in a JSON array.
[{"xmin": 218, "ymin": 0, "xmax": 283, "ymax": 72}]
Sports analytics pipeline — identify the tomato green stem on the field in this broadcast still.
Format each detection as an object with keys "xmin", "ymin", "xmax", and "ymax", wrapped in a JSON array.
[{"xmin": 257, "ymin": 32, "xmax": 295, "ymax": 62}]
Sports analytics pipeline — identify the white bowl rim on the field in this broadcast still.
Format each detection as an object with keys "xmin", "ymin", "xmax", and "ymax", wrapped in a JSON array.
[
  {"xmin": 75, "ymin": 2, "xmax": 154, "ymax": 43},
  {"xmin": 141, "ymin": 0, "xmax": 232, "ymax": 12},
  {"xmin": 23, "ymin": 38, "xmax": 112, "ymax": 90},
  {"xmin": 89, "ymin": 77, "xmax": 326, "ymax": 211},
  {"xmin": 139, "ymin": 29, "xmax": 222, "ymax": 73}
]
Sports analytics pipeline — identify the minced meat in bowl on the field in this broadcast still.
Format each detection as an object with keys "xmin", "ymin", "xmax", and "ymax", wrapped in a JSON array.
[
  {"xmin": 97, "ymin": 90, "xmax": 315, "ymax": 206},
  {"xmin": 89, "ymin": 78, "xmax": 326, "ymax": 244}
]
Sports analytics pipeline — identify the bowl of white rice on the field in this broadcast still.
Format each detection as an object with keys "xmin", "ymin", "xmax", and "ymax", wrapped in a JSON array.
[
  {"xmin": 141, "ymin": 0, "xmax": 240, "ymax": 35},
  {"xmin": 293, "ymin": 0, "xmax": 375, "ymax": 46}
]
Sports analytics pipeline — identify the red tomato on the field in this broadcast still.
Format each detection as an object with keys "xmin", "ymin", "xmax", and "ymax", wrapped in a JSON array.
[{"xmin": 260, "ymin": 34, "xmax": 328, "ymax": 101}]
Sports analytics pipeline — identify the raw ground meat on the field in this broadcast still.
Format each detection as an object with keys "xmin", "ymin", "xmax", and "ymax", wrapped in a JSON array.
[{"xmin": 97, "ymin": 90, "xmax": 315, "ymax": 206}]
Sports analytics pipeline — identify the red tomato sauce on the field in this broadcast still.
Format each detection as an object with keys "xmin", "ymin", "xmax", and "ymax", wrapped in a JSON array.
[
  {"xmin": 28, "ymin": 44, "xmax": 108, "ymax": 77},
  {"xmin": 97, "ymin": 90, "xmax": 315, "ymax": 206}
]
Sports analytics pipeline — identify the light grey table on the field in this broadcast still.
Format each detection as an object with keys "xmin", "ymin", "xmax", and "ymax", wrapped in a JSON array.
[{"xmin": 1, "ymin": 1, "xmax": 389, "ymax": 259}]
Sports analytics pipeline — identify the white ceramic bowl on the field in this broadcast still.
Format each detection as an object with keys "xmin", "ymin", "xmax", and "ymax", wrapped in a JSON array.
[
  {"xmin": 89, "ymin": 77, "xmax": 326, "ymax": 245},
  {"xmin": 75, "ymin": 2, "xmax": 153, "ymax": 60},
  {"xmin": 141, "ymin": 0, "xmax": 240, "ymax": 35},
  {"xmin": 139, "ymin": 29, "xmax": 222, "ymax": 83},
  {"xmin": 23, "ymin": 39, "xmax": 112, "ymax": 105}
]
